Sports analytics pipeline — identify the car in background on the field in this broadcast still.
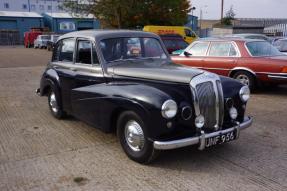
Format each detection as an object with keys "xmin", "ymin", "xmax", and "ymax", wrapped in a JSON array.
[
  {"xmin": 143, "ymin": 25, "xmax": 197, "ymax": 43},
  {"xmin": 225, "ymin": 33, "xmax": 272, "ymax": 43},
  {"xmin": 34, "ymin": 35, "xmax": 50, "ymax": 49},
  {"xmin": 24, "ymin": 31, "xmax": 42, "ymax": 48},
  {"xmin": 160, "ymin": 34, "xmax": 189, "ymax": 54},
  {"xmin": 273, "ymin": 38, "xmax": 287, "ymax": 55},
  {"xmin": 47, "ymin": 35, "xmax": 61, "ymax": 51},
  {"xmin": 36, "ymin": 30, "xmax": 252, "ymax": 163},
  {"xmin": 171, "ymin": 38, "xmax": 287, "ymax": 90}
]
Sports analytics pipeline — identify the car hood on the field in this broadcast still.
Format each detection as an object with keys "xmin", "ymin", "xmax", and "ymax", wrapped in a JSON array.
[{"xmin": 108, "ymin": 59, "xmax": 204, "ymax": 83}]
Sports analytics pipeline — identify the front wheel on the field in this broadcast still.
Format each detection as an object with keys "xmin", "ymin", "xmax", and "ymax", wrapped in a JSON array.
[
  {"xmin": 117, "ymin": 111, "xmax": 157, "ymax": 164},
  {"xmin": 48, "ymin": 89, "xmax": 65, "ymax": 119}
]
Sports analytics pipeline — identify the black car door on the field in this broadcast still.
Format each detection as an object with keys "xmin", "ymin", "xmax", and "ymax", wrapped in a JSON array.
[
  {"xmin": 51, "ymin": 37, "xmax": 77, "ymax": 113},
  {"xmin": 70, "ymin": 38, "xmax": 106, "ymax": 125}
]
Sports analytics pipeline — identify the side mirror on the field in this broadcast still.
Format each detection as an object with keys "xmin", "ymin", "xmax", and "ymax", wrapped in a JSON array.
[{"xmin": 184, "ymin": 51, "xmax": 192, "ymax": 57}]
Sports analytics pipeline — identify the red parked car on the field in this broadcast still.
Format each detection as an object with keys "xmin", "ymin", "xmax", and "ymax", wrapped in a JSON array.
[
  {"xmin": 24, "ymin": 31, "xmax": 42, "ymax": 48},
  {"xmin": 171, "ymin": 38, "xmax": 287, "ymax": 90}
]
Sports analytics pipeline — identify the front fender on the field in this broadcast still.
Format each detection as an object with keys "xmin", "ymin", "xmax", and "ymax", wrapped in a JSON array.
[{"xmin": 71, "ymin": 82, "xmax": 174, "ymax": 136}]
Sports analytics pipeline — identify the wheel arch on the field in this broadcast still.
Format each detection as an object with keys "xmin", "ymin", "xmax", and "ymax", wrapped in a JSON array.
[
  {"xmin": 229, "ymin": 67, "xmax": 256, "ymax": 78},
  {"xmin": 109, "ymin": 101, "xmax": 151, "ymax": 134}
]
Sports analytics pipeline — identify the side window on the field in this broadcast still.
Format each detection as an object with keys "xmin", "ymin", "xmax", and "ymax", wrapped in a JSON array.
[
  {"xmin": 52, "ymin": 41, "xmax": 61, "ymax": 62},
  {"xmin": 188, "ymin": 42, "xmax": 209, "ymax": 56},
  {"xmin": 185, "ymin": 29, "xmax": 192, "ymax": 37},
  {"xmin": 76, "ymin": 40, "xmax": 92, "ymax": 64},
  {"xmin": 209, "ymin": 42, "xmax": 236, "ymax": 57},
  {"xmin": 229, "ymin": 44, "xmax": 238, "ymax": 56},
  {"xmin": 59, "ymin": 38, "xmax": 75, "ymax": 62}
]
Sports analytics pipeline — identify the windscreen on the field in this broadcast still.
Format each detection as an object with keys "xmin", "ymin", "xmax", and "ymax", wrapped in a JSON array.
[{"xmin": 100, "ymin": 37, "xmax": 168, "ymax": 62}]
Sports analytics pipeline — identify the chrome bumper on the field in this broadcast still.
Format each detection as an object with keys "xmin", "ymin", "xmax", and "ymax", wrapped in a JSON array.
[{"xmin": 153, "ymin": 116, "xmax": 253, "ymax": 150}]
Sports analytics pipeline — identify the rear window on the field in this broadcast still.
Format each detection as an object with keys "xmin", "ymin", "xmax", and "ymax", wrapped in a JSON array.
[
  {"xmin": 246, "ymin": 41, "xmax": 283, "ymax": 56},
  {"xmin": 41, "ymin": 35, "xmax": 50, "ymax": 40}
]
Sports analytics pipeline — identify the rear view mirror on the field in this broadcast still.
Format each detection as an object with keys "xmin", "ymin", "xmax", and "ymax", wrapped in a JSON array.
[{"xmin": 184, "ymin": 51, "xmax": 192, "ymax": 57}]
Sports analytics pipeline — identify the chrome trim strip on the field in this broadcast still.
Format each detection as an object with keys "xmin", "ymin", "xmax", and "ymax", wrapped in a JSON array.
[
  {"xmin": 268, "ymin": 74, "xmax": 287, "ymax": 79},
  {"xmin": 153, "ymin": 117, "xmax": 253, "ymax": 150}
]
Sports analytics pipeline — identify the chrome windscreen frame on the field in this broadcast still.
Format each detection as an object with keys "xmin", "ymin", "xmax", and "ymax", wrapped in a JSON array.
[{"xmin": 190, "ymin": 72, "xmax": 224, "ymax": 131}]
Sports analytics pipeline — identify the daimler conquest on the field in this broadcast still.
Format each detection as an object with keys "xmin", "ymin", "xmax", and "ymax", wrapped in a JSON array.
[{"xmin": 36, "ymin": 30, "xmax": 253, "ymax": 163}]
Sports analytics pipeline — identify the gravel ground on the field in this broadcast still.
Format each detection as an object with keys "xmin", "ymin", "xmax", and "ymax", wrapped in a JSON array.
[{"xmin": 0, "ymin": 47, "xmax": 286, "ymax": 191}]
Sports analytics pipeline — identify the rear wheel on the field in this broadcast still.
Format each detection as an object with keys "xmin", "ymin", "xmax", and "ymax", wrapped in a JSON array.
[
  {"xmin": 117, "ymin": 111, "xmax": 157, "ymax": 164},
  {"xmin": 233, "ymin": 71, "xmax": 256, "ymax": 91},
  {"xmin": 48, "ymin": 88, "xmax": 65, "ymax": 119}
]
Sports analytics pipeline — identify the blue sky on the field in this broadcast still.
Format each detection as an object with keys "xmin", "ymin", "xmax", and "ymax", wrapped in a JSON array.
[{"xmin": 190, "ymin": 0, "xmax": 287, "ymax": 19}]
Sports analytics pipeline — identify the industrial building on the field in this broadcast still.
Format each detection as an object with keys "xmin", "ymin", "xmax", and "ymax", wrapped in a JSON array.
[
  {"xmin": 0, "ymin": 0, "xmax": 65, "ymax": 14},
  {"xmin": 43, "ymin": 12, "xmax": 100, "ymax": 34},
  {"xmin": 0, "ymin": 11, "xmax": 43, "ymax": 45}
]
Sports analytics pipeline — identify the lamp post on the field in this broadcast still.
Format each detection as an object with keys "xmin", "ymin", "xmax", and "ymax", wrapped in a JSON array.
[
  {"xmin": 27, "ymin": 0, "xmax": 30, "ymax": 12},
  {"xmin": 221, "ymin": 0, "xmax": 224, "ymax": 21},
  {"xmin": 199, "ymin": 5, "xmax": 208, "ymax": 37},
  {"xmin": 191, "ymin": 7, "xmax": 196, "ymax": 29}
]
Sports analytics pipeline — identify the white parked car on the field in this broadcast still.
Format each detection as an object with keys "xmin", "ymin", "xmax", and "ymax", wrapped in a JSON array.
[{"xmin": 34, "ymin": 35, "xmax": 50, "ymax": 49}]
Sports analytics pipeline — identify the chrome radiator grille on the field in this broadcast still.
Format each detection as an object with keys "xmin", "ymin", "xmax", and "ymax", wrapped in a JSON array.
[
  {"xmin": 190, "ymin": 73, "xmax": 224, "ymax": 131},
  {"xmin": 196, "ymin": 82, "xmax": 217, "ymax": 129}
]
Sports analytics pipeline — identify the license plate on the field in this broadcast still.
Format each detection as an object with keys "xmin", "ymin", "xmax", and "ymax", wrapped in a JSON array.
[{"xmin": 205, "ymin": 131, "xmax": 236, "ymax": 148}]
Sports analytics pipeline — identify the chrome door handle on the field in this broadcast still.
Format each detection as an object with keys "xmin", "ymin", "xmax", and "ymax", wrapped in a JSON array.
[{"xmin": 70, "ymin": 68, "xmax": 77, "ymax": 71}]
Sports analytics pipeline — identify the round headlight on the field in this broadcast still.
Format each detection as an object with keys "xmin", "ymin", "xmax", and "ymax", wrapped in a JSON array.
[
  {"xmin": 161, "ymin": 100, "xmax": 177, "ymax": 119},
  {"xmin": 239, "ymin": 86, "xmax": 250, "ymax": 102},
  {"xmin": 229, "ymin": 107, "xmax": 238, "ymax": 120},
  {"xmin": 195, "ymin": 115, "xmax": 205, "ymax": 128}
]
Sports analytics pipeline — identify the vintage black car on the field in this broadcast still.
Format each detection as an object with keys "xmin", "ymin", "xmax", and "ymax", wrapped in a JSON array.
[{"xmin": 37, "ymin": 30, "xmax": 253, "ymax": 163}]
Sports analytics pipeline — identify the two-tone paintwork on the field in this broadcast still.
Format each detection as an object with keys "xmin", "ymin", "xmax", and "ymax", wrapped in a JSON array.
[{"xmin": 38, "ymin": 30, "xmax": 247, "ymax": 142}]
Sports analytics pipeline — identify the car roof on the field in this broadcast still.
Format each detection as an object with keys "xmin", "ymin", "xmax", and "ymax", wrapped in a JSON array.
[
  {"xmin": 195, "ymin": 37, "xmax": 265, "ymax": 43},
  {"xmin": 59, "ymin": 30, "xmax": 159, "ymax": 41}
]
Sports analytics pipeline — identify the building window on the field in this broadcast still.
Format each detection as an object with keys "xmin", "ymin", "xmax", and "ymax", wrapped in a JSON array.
[
  {"xmin": 47, "ymin": 5, "xmax": 52, "ymax": 11},
  {"xmin": 4, "ymin": 3, "xmax": 9, "ymax": 9},
  {"xmin": 31, "ymin": 4, "xmax": 36, "ymax": 10},
  {"xmin": 39, "ymin": 5, "xmax": 44, "ymax": 10},
  {"xmin": 22, "ymin": 4, "xmax": 27, "ymax": 9},
  {"xmin": 58, "ymin": 5, "xmax": 63, "ymax": 11}
]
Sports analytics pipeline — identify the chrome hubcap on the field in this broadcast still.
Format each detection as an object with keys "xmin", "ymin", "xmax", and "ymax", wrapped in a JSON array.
[
  {"xmin": 124, "ymin": 120, "xmax": 145, "ymax": 152},
  {"xmin": 49, "ymin": 92, "xmax": 58, "ymax": 113},
  {"xmin": 236, "ymin": 74, "xmax": 250, "ymax": 86}
]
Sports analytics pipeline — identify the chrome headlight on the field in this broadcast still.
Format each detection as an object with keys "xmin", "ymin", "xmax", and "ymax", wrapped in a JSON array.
[
  {"xmin": 161, "ymin": 100, "xmax": 177, "ymax": 119},
  {"xmin": 239, "ymin": 86, "xmax": 250, "ymax": 102},
  {"xmin": 229, "ymin": 107, "xmax": 238, "ymax": 120}
]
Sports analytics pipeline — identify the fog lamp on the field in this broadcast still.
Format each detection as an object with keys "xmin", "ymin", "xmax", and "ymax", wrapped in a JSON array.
[
  {"xmin": 195, "ymin": 115, "xmax": 205, "ymax": 128},
  {"xmin": 229, "ymin": 107, "xmax": 238, "ymax": 120}
]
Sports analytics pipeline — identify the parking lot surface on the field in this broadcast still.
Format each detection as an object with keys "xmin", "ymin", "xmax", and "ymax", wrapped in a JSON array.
[{"xmin": 0, "ymin": 47, "xmax": 287, "ymax": 191}]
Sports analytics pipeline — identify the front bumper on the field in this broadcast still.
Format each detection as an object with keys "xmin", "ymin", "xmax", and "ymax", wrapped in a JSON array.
[{"xmin": 153, "ymin": 116, "xmax": 253, "ymax": 150}]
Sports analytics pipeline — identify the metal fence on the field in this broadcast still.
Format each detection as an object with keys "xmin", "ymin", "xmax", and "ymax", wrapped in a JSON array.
[
  {"xmin": 0, "ymin": 30, "xmax": 21, "ymax": 45},
  {"xmin": 264, "ymin": 23, "xmax": 287, "ymax": 37}
]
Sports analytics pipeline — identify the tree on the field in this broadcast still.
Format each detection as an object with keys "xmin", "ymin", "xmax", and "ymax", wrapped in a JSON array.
[
  {"xmin": 221, "ymin": 6, "xmax": 236, "ymax": 25},
  {"xmin": 62, "ymin": 0, "xmax": 191, "ymax": 29}
]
